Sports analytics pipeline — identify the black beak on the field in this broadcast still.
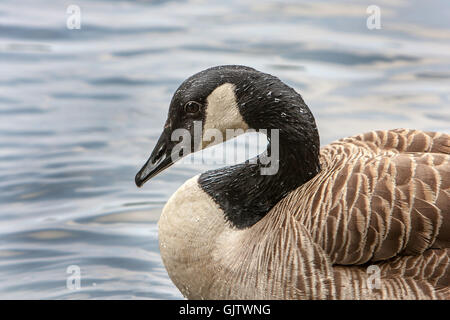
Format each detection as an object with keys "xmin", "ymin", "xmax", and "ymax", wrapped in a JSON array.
[{"xmin": 135, "ymin": 128, "xmax": 174, "ymax": 187}]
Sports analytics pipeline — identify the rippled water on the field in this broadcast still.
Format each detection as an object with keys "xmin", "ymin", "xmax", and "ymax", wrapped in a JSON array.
[{"xmin": 0, "ymin": 0, "xmax": 449, "ymax": 299}]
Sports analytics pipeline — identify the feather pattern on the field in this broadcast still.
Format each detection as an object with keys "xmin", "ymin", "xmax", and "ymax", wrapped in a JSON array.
[
  {"xmin": 221, "ymin": 129, "xmax": 450, "ymax": 299},
  {"xmin": 158, "ymin": 129, "xmax": 449, "ymax": 300}
]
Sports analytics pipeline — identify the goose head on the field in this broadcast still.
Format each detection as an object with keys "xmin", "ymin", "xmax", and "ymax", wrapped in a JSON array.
[{"xmin": 135, "ymin": 65, "xmax": 320, "ymax": 188}]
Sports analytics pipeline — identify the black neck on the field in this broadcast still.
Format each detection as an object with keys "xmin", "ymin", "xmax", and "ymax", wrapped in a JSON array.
[
  {"xmin": 196, "ymin": 68, "xmax": 321, "ymax": 229},
  {"xmin": 198, "ymin": 126, "xmax": 321, "ymax": 229}
]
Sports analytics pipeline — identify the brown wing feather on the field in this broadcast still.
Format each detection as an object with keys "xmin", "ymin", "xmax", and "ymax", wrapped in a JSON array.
[
  {"xmin": 269, "ymin": 129, "xmax": 450, "ymax": 298},
  {"xmin": 330, "ymin": 248, "xmax": 450, "ymax": 299},
  {"xmin": 340, "ymin": 129, "xmax": 450, "ymax": 155},
  {"xmin": 288, "ymin": 129, "xmax": 450, "ymax": 262}
]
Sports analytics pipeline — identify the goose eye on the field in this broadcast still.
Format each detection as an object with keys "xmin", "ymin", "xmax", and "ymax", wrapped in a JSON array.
[{"xmin": 184, "ymin": 101, "xmax": 201, "ymax": 114}]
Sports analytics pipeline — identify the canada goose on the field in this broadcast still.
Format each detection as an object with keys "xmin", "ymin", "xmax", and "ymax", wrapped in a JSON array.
[{"xmin": 135, "ymin": 65, "xmax": 450, "ymax": 300}]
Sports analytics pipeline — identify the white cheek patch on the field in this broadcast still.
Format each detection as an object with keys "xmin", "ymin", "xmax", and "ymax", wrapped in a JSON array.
[{"xmin": 202, "ymin": 83, "xmax": 248, "ymax": 148}]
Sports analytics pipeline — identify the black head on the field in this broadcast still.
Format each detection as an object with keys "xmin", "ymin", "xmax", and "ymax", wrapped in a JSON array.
[{"xmin": 135, "ymin": 65, "xmax": 319, "ymax": 187}]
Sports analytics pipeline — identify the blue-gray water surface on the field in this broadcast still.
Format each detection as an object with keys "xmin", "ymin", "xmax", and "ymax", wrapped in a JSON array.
[{"xmin": 0, "ymin": 0, "xmax": 449, "ymax": 299}]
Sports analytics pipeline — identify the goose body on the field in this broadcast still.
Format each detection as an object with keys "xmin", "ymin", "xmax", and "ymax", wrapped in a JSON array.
[{"xmin": 136, "ymin": 66, "xmax": 450, "ymax": 299}]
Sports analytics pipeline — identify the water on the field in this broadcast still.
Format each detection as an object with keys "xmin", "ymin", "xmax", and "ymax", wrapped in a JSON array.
[{"xmin": 0, "ymin": 0, "xmax": 449, "ymax": 299}]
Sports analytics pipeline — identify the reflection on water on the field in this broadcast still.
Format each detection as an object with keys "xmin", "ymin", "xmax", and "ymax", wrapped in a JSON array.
[{"xmin": 0, "ymin": 0, "xmax": 449, "ymax": 299}]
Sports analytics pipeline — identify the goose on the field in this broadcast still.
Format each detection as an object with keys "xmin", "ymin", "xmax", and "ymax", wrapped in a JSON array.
[{"xmin": 135, "ymin": 65, "xmax": 450, "ymax": 300}]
